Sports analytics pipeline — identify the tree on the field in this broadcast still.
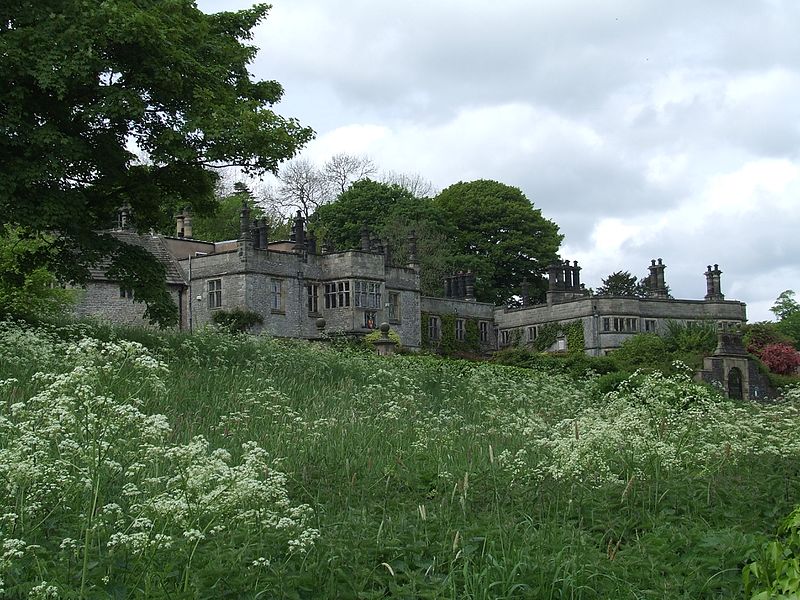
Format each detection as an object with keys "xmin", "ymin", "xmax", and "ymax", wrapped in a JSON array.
[
  {"xmin": 432, "ymin": 180, "xmax": 562, "ymax": 305},
  {"xmin": 0, "ymin": 225, "xmax": 76, "ymax": 320},
  {"xmin": 380, "ymin": 170, "xmax": 437, "ymax": 198},
  {"xmin": 596, "ymin": 271, "xmax": 647, "ymax": 297},
  {"xmin": 768, "ymin": 290, "xmax": 800, "ymax": 349},
  {"xmin": 771, "ymin": 290, "xmax": 800, "ymax": 321},
  {"xmin": 191, "ymin": 183, "xmax": 263, "ymax": 242},
  {"xmin": 0, "ymin": 1, "xmax": 313, "ymax": 326},
  {"xmin": 312, "ymin": 179, "xmax": 417, "ymax": 251},
  {"xmin": 324, "ymin": 153, "xmax": 377, "ymax": 195},
  {"xmin": 275, "ymin": 158, "xmax": 331, "ymax": 221}
]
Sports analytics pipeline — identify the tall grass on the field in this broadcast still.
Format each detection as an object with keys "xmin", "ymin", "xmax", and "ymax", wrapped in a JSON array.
[{"xmin": 1, "ymin": 319, "xmax": 799, "ymax": 598}]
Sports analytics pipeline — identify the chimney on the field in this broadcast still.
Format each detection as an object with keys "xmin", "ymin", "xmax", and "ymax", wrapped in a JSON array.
[
  {"xmin": 445, "ymin": 276, "xmax": 453, "ymax": 298},
  {"xmin": 521, "ymin": 277, "xmax": 530, "ymax": 306},
  {"xmin": 306, "ymin": 231, "xmax": 317, "ymax": 254},
  {"xmin": 293, "ymin": 211, "xmax": 305, "ymax": 253},
  {"xmin": 361, "ymin": 225, "xmax": 371, "ymax": 251},
  {"xmin": 239, "ymin": 200, "xmax": 251, "ymax": 241},
  {"xmin": 547, "ymin": 262, "xmax": 558, "ymax": 291},
  {"xmin": 258, "ymin": 218, "xmax": 269, "ymax": 249},
  {"xmin": 465, "ymin": 271, "xmax": 476, "ymax": 301},
  {"xmin": 251, "ymin": 219, "xmax": 260, "ymax": 248},
  {"xmin": 175, "ymin": 212, "xmax": 184, "ymax": 237},
  {"xmin": 182, "ymin": 207, "xmax": 192, "ymax": 239},
  {"xmin": 705, "ymin": 264, "xmax": 724, "ymax": 301},
  {"xmin": 572, "ymin": 260, "xmax": 581, "ymax": 290},
  {"xmin": 407, "ymin": 230, "xmax": 418, "ymax": 264},
  {"xmin": 563, "ymin": 260, "xmax": 573, "ymax": 290}
]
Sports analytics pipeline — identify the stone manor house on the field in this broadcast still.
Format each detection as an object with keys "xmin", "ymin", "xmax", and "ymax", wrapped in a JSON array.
[{"xmin": 75, "ymin": 204, "xmax": 748, "ymax": 358}]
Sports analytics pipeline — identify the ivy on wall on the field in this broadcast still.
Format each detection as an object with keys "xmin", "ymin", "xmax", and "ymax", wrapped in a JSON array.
[
  {"xmin": 421, "ymin": 312, "xmax": 482, "ymax": 354},
  {"xmin": 531, "ymin": 320, "xmax": 584, "ymax": 354}
]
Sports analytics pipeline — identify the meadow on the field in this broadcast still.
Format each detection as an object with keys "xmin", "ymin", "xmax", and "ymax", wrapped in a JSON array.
[{"xmin": 1, "ymin": 319, "xmax": 799, "ymax": 598}]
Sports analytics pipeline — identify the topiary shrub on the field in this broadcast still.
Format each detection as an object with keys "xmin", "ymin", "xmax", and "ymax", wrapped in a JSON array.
[{"xmin": 211, "ymin": 308, "xmax": 263, "ymax": 333}]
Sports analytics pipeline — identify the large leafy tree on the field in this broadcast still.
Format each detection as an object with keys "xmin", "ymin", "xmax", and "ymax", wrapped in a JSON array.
[
  {"xmin": 770, "ymin": 290, "xmax": 800, "ymax": 348},
  {"xmin": 595, "ymin": 271, "xmax": 648, "ymax": 297},
  {"xmin": 0, "ymin": 1, "xmax": 313, "ymax": 325},
  {"xmin": 312, "ymin": 179, "xmax": 417, "ymax": 251},
  {"xmin": 433, "ymin": 180, "xmax": 562, "ymax": 305}
]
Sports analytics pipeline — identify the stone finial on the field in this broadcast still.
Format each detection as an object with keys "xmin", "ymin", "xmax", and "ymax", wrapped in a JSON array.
[
  {"xmin": 374, "ymin": 322, "xmax": 398, "ymax": 356},
  {"xmin": 316, "ymin": 317, "xmax": 326, "ymax": 335}
]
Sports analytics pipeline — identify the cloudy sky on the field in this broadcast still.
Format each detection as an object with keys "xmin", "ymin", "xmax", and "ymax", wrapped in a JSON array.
[{"xmin": 200, "ymin": 0, "xmax": 799, "ymax": 321}]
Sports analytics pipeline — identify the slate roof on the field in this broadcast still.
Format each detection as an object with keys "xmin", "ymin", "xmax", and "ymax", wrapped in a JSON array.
[{"xmin": 88, "ymin": 230, "xmax": 187, "ymax": 286}]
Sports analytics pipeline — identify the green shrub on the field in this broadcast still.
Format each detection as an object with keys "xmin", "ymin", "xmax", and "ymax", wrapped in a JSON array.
[
  {"xmin": 610, "ymin": 333, "xmax": 670, "ymax": 373},
  {"xmin": 363, "ymin": 327, "xmax": 402, "ymax": 349},
  {"xmin": 591, "ymin": 370, "xmax": 633, "ymax": 396},
  {"xmin": 744, "ymin": 505, "xmax": 800, "ymax": 599},
  {"xmin": 211, "ymin": 308, "xmax": 263, "ymax": 333}
]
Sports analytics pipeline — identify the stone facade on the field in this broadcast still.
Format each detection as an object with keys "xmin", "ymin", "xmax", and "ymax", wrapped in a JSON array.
[{"xmin": 77, "ymin": 210, "xmax": 749, "ymax": 358}]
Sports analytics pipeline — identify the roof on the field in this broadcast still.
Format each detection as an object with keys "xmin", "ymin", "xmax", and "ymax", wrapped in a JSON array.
[{"xmin": 88, "ymin": 230, "xmax": 186, "ymax": 286}]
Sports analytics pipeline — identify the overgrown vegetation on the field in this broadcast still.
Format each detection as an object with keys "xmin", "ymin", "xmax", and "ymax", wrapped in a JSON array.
[{"xmin": 2, "ymin": 320, "xmax": 800, "ymax": 598}]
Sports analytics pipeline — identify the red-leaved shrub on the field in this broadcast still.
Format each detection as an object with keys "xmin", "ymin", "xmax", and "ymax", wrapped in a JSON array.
[{"xmin": 760, "ymin": 343, "xmax": 800, "ymax": 375}]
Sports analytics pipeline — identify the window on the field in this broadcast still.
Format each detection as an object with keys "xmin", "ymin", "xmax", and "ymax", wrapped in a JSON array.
[
  {"xmin": 644, "ymin": 319, "xmax": 657, "ymax": 332},
  {"xmin": 355, "ymin": 280, "xmax": 381, "ymax": 309},
  {"xmin": 479, "ymin": 321, "xmax": 489, "ymax": 343},
  {"xmin": 119, "ymin": 286, "xmax": 133, "ymax": 299},
  {"xmin": 428, "ymin": 315, "xmax": 441, "ymax": 341},
  {"xmin": 364, "ymin": 311, "xmax": 377, "ymax": 329},
  {"xmin": 307, "ymin": 284, "xmax": 319, "ymax": 314},
  {"xmin": 324, "ymin": 281, "xmax": 350, "ymax": 309},
  {"xmin": 271, "ymin": 279, "xmax": 283, "ymax": 312},
  {"xmin": 208, "ymin": 279, "xmax": 222, "ymax": 309},
  {"xmin": 603, "ymin": 316, "xmax": 638, "ymax": 333},
  {"xmin": 455, "ymin": 319, "xmax": 465, "ymax": 341},
  {"xmin": 500, "ymin": 330, "xmax": 512, "ymax": 346},
  {"xmin": 526, "ymin": 325, "xmax": 538, "ymax": 342},
  {"xmin": 387, "ymin": 291, "xmax": 400, "ymax": 322}
]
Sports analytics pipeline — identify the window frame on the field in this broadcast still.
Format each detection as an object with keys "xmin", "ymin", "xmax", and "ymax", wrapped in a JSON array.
[{"xmin": 208, "ymin": 279, "xmax": 222, "ymax": 309}]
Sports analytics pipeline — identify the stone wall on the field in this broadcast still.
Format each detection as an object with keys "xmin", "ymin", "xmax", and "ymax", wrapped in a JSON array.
[{"xmin": 74, "ymin": 281, "xmax": 186, "ymax": 329}]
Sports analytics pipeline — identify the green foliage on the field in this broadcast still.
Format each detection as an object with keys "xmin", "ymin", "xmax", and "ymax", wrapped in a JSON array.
[
  {"xmin": 744, "ymin": 505, "xmax": 800, "ymax": 599},
  {"xmin": 596, "ymin": 270, "xmax": 647, "ymax": 297},
  {"xmin": 0, "ymin": 1, "xmax": 312, "ymax": 325},
  {"xmin": 420, "ymin": 313, "xmax": 481, "ymax": 355},
  {"xmin": 771, "ymin": 290, "xmax": 800, "ymax": 321},
  {"xmin": 312, "ymin": 179, "xmax": 417, "ymax": 251},
  {"xmin": 611, "ymin": 333, "xmax": 671, "ymax": 373},
  {"xmin": 211, "ymin": 308, "xmax": 264, "ymax": 333},
  {"xmin": 433, "ymin": 180, "xmax": 562, "ymax": 305},
  {"xmin": 663, "ymin": 319, "xmax": 719, "ymax": 368},
  {"xmin": 492, "ymin": 347, "xmax": 617, "ymax": 378},
  {"xmin": 745, "ymin": 321, "xmax": 794, "ymax": 357},
  {"xmin": 531, "ymin": 320, "xmax": 584, "ymax": 354},
  {"xmin": 190, "ymin": 184, "xmax": 265, "ymax": 242},
  {"xmin": 777, "ymin": 313, "xmax": 800, "ymax": 350},
  {"xmin": 0, "ymin": 225, "xmax": 75, "ymax": 320},
  {"xmin": 363, "ymin": 327, "xmax": 402, "ymax": 349}
]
